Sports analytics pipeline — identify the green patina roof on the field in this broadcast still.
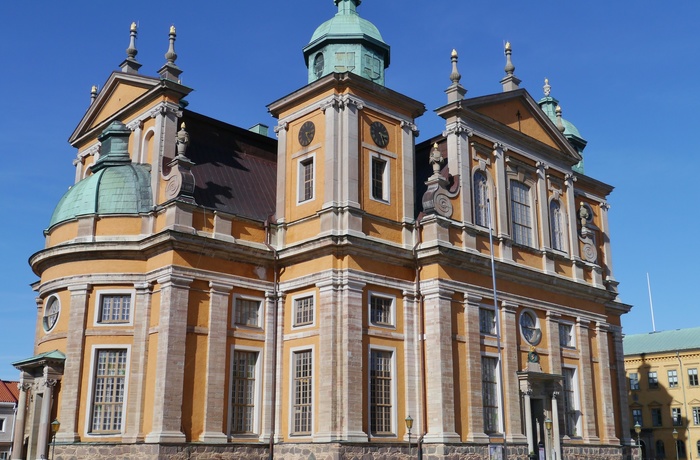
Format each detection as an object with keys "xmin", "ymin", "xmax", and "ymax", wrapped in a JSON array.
[
  {"xmin": 623, "ymin": 327, "xmax": 700, "ymax": 356},
  {"xmin": 539, "ymin": 96, "xmax": 583, "ymax": 139},
  {"xmin": 49, "ymin": 120, "xmax": 152, "ymax": 229},
  {"xmin": 12, "ymin": 350, "xmax": 66, "ymax": 368},
  {"xmin": 309, "ymin": 4, "xmax": 385, "ymax": 45}
]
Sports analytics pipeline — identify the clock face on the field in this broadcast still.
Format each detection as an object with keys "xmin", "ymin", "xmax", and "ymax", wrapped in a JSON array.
[
  {"xmin": 370, "ymin": 121, "xmax": 389, "ymax": 148},
  {"xmin": 298, "ymin": 121, "xmax": 315, "ymax": 147}
]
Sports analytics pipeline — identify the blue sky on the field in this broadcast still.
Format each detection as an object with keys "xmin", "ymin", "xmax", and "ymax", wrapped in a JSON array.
[{"xmin": 1, "ymin": 1, "xmax": 698, "ymax": 380}]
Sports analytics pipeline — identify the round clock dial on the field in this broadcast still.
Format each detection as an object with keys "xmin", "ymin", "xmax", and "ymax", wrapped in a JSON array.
[
  {"xmin": 370, "ymin": 121, "xmax": 389, "ymax": 148},
  {"xmin": 298, "ymin": 121, "xmax": 315, "ymax": 147}
]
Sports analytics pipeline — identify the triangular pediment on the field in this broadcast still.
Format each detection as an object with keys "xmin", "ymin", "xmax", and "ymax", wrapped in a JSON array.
[
  {"xmin": 69, "ymin": 71, "xmax": 192, "ymax": 147},
  {"xmin": 460, "ymin": 89, "xmax": 581, "ymax": 164}
]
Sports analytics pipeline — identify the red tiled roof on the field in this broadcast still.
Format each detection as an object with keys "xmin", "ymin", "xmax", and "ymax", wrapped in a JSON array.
[{"xmin": 0, "ymin": 380, "xmax": 19, "ymax": 403}]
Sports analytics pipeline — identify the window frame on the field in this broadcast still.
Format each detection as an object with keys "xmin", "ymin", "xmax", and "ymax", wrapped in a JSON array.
[
  {"xmin": 563, "ymin": 366, "xmax": 582, "ymax": 437},
  {"xmin": 228, "ymin": 345, "xmax": 262, "ymax": 437},
  {"xmin": 631, "ymin": 408, "xmax": 643, "ymax": 426},
  {"xmin": 42, "ymin": 294, "xmax": 61, "ymax": 332},
  {"xmin": 651, "ymin": 407, "xmax": 663, "ymax": 427},
  {"xmin": 289, "ymin": 346, "xmax": 314, "ymax": 437},
  {"xmin": 689, "ymin": 368, "xmax": 699, "ymax": 387},
  {"xmin": 629, "ymin": 372, "xmax": 640, "ymax": 391},
  {"xmin": 368, "ymin": 291, "xmax": 396, "ymax": 328},
  {"xmin": 648, "ymin": 371, "xmax": 659, "ymax": 389},
  {"xmin": 672, "ymin": 407, "xmax": 683, "ymax": 426},
  {"xmin": 84, "ymin": 345, "xmax": 130, "ymax": 437},
  {"xmin": 94, "ymin": 290, "xmax": 134, "ymax": 326},
  {"xmin": 232, "ymin": 295, "xmax": 264, "ymax": 329},
  {"xmin": 692, "ymin": 406, "xmax": 700, "ymax": 426},
  {"xmin": 482, "ymin": 354, "xmax": 502, "ymax": 434},
  {"xmin": 368, "ymin": 345, "xmax": 397, "ymax": 437},
  {"xmin": 369, "ymin": 153, "xmax": 390, "ymax": 204},
  {"xmin": 473, "ymin": 169, "xmax": 493, "ymax": 229},
  {"xmin": 509, "ymin": 179, "xmax": 535, "ymax": 247},
  {"xmin": 479, "ymin": 307, "xmax": 497, "ymax": 336},
  {"xmin": 668, "ymin": 369, "xmax": 679, "ymax": 388},
  {"xmin": 291, "ymin": 292, "xmax": 316, "ymax": 329},
  {"xmin": 559, "ymin": 321, "xmax": 576, "ymax": 348},
  {"xmin": 296, "ymin": 153, "xmax": 316, "ymax": 204},
  {"xmin": 656, "ymin": 440, "xmax": 666, "ymax": 459},
  {"xmin": 0, "ymin": 417, "xmax": 5, "ymax": 432}
]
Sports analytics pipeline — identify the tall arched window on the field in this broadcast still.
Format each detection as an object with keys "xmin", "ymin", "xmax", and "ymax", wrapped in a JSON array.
[
  {"xmin": 549, "ymin": 200, "xmax": 566, "ymax": 251},
  {"xmin": 510, "ymin": 180, "xmax": 533, "ymax": 246},
  {"xmin": 473, "ymin": 171, "xmax": 489, "ymax": 227}
]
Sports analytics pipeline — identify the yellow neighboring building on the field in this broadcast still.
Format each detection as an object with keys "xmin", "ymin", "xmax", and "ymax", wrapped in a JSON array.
[
  {"xmin": 624, "ymin": 328, "xmax": 700, "ymax": 460},
  {"xmin": 12, "ymin": 1, "xmax": 632, "ymax": 459}
]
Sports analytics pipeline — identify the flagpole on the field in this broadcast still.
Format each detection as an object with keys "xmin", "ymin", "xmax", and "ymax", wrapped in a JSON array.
[
  {"xmin": 487, "ymin": 198, "xmax": 508, "ymax": 460},
  {"xmin": 646, "ymin": 273, "xmax": 657, "ymax": 332}
]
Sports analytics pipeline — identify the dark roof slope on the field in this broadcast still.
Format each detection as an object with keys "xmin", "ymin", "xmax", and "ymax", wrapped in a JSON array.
[{"xmin": 182, "ymin": 110, "xmax": 277, "ymax": 222}]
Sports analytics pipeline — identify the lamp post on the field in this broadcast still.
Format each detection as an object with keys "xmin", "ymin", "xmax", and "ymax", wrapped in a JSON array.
[
  {"xmin": 673, "ymin": 429, "xmax": 679, "ymax": 460},
  {"xmin": 405, "ymin": 415, "xmax": 413, "ymax": 457},
  {"xmin": 634, "ymin": 422, "xmax": 641, "ymax": 460},
  {"xmin": 545, "ymin": 418, "xmax": 553, "ymax": 460},
  {"xmin": 50, "ymin": 419, "xmax": 60, "ymax": 460}
]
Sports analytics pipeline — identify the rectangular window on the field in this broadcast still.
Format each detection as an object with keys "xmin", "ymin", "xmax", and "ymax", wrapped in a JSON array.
[
  {"xmin": 292, "ymin": 350, "xmax": 313, "ymax": 435},
  {"xmin": 672, "ymin": 407, "xmax": 682, "ymax": 426},
  {"xmin": 629, "ymin": 372, "xmax": 640, "ymax": 390},
  {"xmin": 98, "ymin": 294, "xmax": 131, "ymax": 324},
  {"xmin": 669, "ymin": 369, "xmax": 679, "ymax": 388},
  {"xmin": 632, "ymin": 408, "xmax": 643, "ymax": 426},
  {"xmin": 649, "ymin": 371, "xmax": 659, "ymax": 389},
  {"xmin": 563, "ymin": 367, "xmax": 581, "ymax": 437},
  {"xmin": 652, "ymin": 408, "xmax": 663, "ymax": 427},
  {"xmin": 234, "ymin": 298, "xmax": 262, "ymax": 328},
  {"xmin": 559, "ymin": 323, "xmax": 575, "ymax": 348},
  {"xmin": 369, "ymin": 294, "xmax": 394, "ymax": 327},
  {"xmin": 482, "ymin": 356, "xmax": 500, "ymax": 434},
  {"xmin": 479, "ymin": 308, "xmax": 496, "ymax": 335},
  {"xmin": 293, "ymin": 295, "xmax": 314, "ymax": 327},
  {"xmin": 510, "ymin": 181, "xmax": 533, "ymax": 246},
  {"xmin": 371, "ymin": 157, "xmax": 388, "ymax": 201},
  {"xmin": 90, "ymin": 349, "xmax": 127, "ymax": 434},
  {"xmin": 0, "ymin": 418, "xmax": 4, "ymax": 432},
  {"xmin": 230, "ymin": 350, "xmax": 258, "ymax": 434},
  {"xmin": 689, "ymin": 368, "xmax": 699, "ymax": 386},
  {"xmin": 693, "ymin": 407, "xmax": 700, "ymax": 426},
  {"xmin": 298, "ymin": 157, "xmax": 314, "ymax": 203},
  {"xmin": 370, "ymin": 349, "xmax": 393, "ymax": 435}
]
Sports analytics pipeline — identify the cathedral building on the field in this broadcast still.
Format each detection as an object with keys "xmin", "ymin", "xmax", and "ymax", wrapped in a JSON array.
[{"xmin": 12, "ymin": 1, "xmax": 632, "ymax": 459}]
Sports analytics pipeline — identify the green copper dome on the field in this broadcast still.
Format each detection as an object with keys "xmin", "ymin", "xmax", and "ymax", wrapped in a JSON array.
[
  {"xmin": 49, "ymin": 121, "xmax": 153, "ymax": 229},
  {"xmin": 303, "ymin": 0, "xmax": 390, "ymax": 85}
]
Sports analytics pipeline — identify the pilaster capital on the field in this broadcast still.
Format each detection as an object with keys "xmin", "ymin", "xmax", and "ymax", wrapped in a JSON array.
[
  {"xmin": 420, "ymin": 282, "xmax": 454, "ymax": 300},
  {"xmin": 501, "ymin": 301, "xmax": 518, "ymax": 314},
  {"xmin": 401, "ymin": 119, "xmax": 419, "ymax": 137},
  {"xmin": 340, "ymin": 94, "xmax": 364, "ymax": 110},
  {"xmin": 126, "ymin": 119, "xmax": 144, "ymax": 131},
  {"xmin": 564, "ymin": 173, "xmax": 577, "ymax": 187},
  {"xmin": 443, "ymin": 120, "xmax": 472, "ymax": 138},
  {"xmin": 68, "ymin": 283, "xmax": 92, "ymax": 295},
  {"xmin": 157, "ymin": 274, "xmax": 194, "ymax": 289},
  {"xmin": 600, "ymin": 201, "xmax": 610, "ymax": 211},
  {"xmin": 18, "ymin": 382, "xmax": 31, "ymax": 392},
  {"xmin": 134, "ymin": 281, "xmax": 152, "ymax": 292},
  {"xmin": 595, "ymin": 321, "xmax": 610, "ymax": 334},
  {"xmin": 45, "ymin": 379, "xmax": 58, "ymax": 388},
  {"xmin": 546, "ymin": 311, "xmax": 561, "ymax": 321},
  {"xmin": 402, "ymin": 290, "xmax": 418, "ymax": 302},
  {"xmin": 209, "ymin": 281, "xmax": 234, "ymax": 294},
  {"xmin": 492, "ymin": 141, "xmax": 510, "ymax": 155},
  {"xmin": 576, "ymin": 317, "xmax": 592, "ymax": 329},
  {"xmin": 274, "ymin": 121, "xmax": 289, "ymax": 134},
  {"xmin": 464, "ymin": 292, "xmax": 483, "ymax": 307},
  {"xmin": 320, "ymin": 95, "xmax": 342, "ymax": 113}
]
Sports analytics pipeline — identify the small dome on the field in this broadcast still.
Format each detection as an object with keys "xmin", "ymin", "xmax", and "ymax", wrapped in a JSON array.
[
  {"xmin": 48, "ymin": 120, "xmax": 153, "ymax": 229},
  {"xmin": 309, "ymin": 11, "xmax": 384, "ymax": 45}
]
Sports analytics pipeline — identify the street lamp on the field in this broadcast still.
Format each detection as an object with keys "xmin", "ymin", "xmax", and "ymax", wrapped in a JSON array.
[
  {"xmin": 405, "ymin": 415, "xmax": 414, "ymax": 456},
  {"xmin": 673, "ymin": 429, "xmax": 679, "ymax": 460},
  {"xmin": 50, "ymin": 419, "xmax": 60, "ymax": 460},
  {"xmin": 634, "ymin": 422, "xmax": 642, "ymax": 460},
  {"xmin": 545, "ymin": 418, "xmax": 553, "ymax": 460}
]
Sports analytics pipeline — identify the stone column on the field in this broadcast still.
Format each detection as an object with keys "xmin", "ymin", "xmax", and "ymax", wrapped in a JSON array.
[
  {"xmin": 501, "ymin": 303, "xmax": 525, "ymax": 442},
  {"xmin": 273, "ymin": 292, "xmax": 285, "ymax": 442},
  {"xmin": 464, "ymin": 293, "xmax": 489, "ymax": 442},
  {"xmin": 552, "ymin": 392, "xmax": 561, "ymax": 460},
  {"xmin": 611, "ymin": 325, "xmax": 631, "ymax": 445},
  {"xmin": 523, "ymin": 389, "xmax": 534, "ymax": 453},
  {"xmin": 145, "ymin": 274, "xmax": 193, "ymax": 443},
  {"xmin": 36, "ymin": 379, "xmax": 57, "ymax": 460},
  {"xmin": 314, "ymin": 278, "xmax": 341, "ymax": 442},
  {"xmin": 123, "ymin": 282, "xmax": 153, "ymax": 443},
  {"xmin": 11, "ymin": 382, "xmax": 30, "ymax": 460},
  {"xmin": 321, "ymin": 97, "xmax": 340, "ymax": 210},
  {"xmin": 546, "ymin": 312, "xmax": 562, "ymax": 375},
  {"xmin": 260, "ymin": 290, "xmax": 278, "ymax": 443},
  {"xmin": 596, "ymin": 322, "xmax": 619, "ymax": 443},
  {"xmin": 340, "ymin": 279, "xmax": 366, "ymax": 441},
  {"xmin": 56, "ymin": 284, "xmax": 90, "ymax": 443},
  {"xmin": 422, "ymin": 282, "xmax": 460, "ymax": 443},
  {"xmin": 200, "ymin": 281, "xmax": 233, "ymax": 442},
  {"xmin": 402, "ymin": 290, "xmax": 422, "ymax": 439},
  {"xmin": 576, "ymin": 318, "xmax": 599, "ymax": 442}
]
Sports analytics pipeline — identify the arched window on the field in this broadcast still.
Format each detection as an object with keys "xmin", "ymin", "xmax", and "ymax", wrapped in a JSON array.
[
  {"xmin": 473, "ymin": 171, "xmax": 489, "ymax": 227},
  {"xmin": 549, "ymin": 200, "xmax": 566, "ymax": 251},
  {"xmin": 656, "ymin": 440, "xmax": 665, "ymax": 459}
]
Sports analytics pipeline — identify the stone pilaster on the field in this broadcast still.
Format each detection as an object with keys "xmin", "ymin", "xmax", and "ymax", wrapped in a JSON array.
[
  {"xmin": 322, "ymin": 97, "xmax": 340, "ymax": 210},
  {"xmin": 546, "ymin": 311, "xmax": 562, "ymax": 376},
  {"xmin": 552, "ymin": 392, "xmax": 562, "ymax": 459},
  {"xmin": 314, "ymin": 278, "xmax": 341, "ymax": 441},
  {"xmin": 400, "ymin": 120, "xmax": 419, "ymax": 246},
  {"xmin": 339, "ymin": 96, "xmax": 362, "ymax": 209},
  {"xmin": 422, "ymin": 282, "xmax": 460, "ymax": 443},
  {"xmin": 273, "ymin": 292, "xmax": 285, "ymax": 442},
  {"xmin": 37, "ymin": 378, "xmax": 57, "ymax": 460},
  {"xmin": 576, "ymin": 318, "xmax": 599, "ymax": 442},
  {"xmin": 501, "ymin": 303, "xmax": 525, "ymax": 442},
  {"xmin": 599, "ymin": 202, "xmax": 619, "ymax": 291},
  {"xmin": 564, "ymin": 174, "xmax": 583, "ymax": 281},
  {"xmin": 11, "ymin": 381, "xmax": 30, "ymax": 459},
  {"xmin": 402, "ymin": 290, "xmax": 422, "ymax": 439},
  {"xmin": 523, "ymin": 389, "xmax": 534, "ymax": 454},
  {"xmin": 274, "ymin": 121, "xmax": 288, "ymax": 229},
  {"xmin": 536, "ymin": 162, "xmax": 549, "ymax": 251},
  {"xmin": 493, "ymin": 145, "xmax": 512, "ymax": 260},
  {"xmin": 464, "ymin": 293, "xmax": 489, "ymax": 442},
  {"xmin": 611, "ymin": 325, "xmax": 631, "ymax": 445},
  {"xmin": 260, "ymin": 290, "xmax": 278, "ymax": 443},
  {"xmin": 596, "ymin": 322, "xmax": 619, "ymax": 443},
  {"xmin": 123, "ymin": 282, "xmax": 153, "ymax": 443},
  {"xmin": 340, "ymin": 279, "xmax": 366, "ymax": 441},
  {"xmin": 145, "ymin": 274, "xmax": 193, "ymax": 443},
  {"xmin": 200, "ymin": 281, "xmax": 233, "ymax": 442},
  {"xmin": 56, "ymin": 284, "xmax": 91, "ymax": 443}
]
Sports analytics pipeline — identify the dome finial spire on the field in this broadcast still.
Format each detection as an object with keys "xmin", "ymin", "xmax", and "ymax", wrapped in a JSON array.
[
  {"xmin": 555, "ymin": 105, "xmax": 566, "ymax": 133},
  {"xmin": 445, "ymin": 49, "xmax": 467, "ymax": 103},
  {"xmin": 543, "ymin": 78, "xmax": 551, "ymax": 97},
  {"xmin": 335, "ymin": 0, "xmax": 361, "ymax": 13},
  {"xmin": 120, "ymin": 22, "xmax": 142, "ymax": 74},
  {"xmin": 500, "ymin": 41, "xmax": 521, "ymax": 91},
  {"xmin": 159, "ymin": 25, "xmax": 183, "ymax": 81}
]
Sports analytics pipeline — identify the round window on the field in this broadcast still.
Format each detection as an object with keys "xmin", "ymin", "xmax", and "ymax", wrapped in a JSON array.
[
  {"xmin": 43, "ymin": 296, "xmax": 60, "ymax": 332},
  {"xmin": 519, "ymin": 310, "xmax": 541, "ymax": 345}
]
